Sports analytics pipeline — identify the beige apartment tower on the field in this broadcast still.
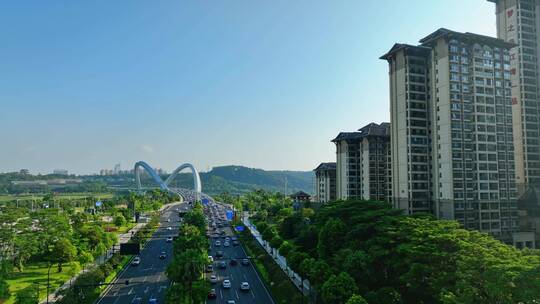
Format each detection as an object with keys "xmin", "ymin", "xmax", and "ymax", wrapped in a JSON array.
[
  {"xmin": 333, "ymin": 123, "xmax": 391, "ymax": 202},
  {"xmin": 382, "ymin": 28, "xmax": 519, "ymax": 242},
  {"xmin": 488, "ymin": 0, "xmax": 540, "ymax": 193},
  {"xmin": 314, "ymin": 162, "xmax": 336, "ymax": 203}
]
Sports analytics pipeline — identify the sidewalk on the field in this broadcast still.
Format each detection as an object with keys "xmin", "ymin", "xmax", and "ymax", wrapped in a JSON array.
[
  {"xmin": 242, "ymin": 214, "xmax": 311, "ymax": 296},
  {"xmin": 43, "ymin": 203, "xmax": 176, "ymax": 303}
]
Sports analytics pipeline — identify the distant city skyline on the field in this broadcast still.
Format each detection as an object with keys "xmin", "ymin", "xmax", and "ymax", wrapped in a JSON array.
[{"xmin": 0, "ymin": 1, "xmax": 497, "ymax": 174}]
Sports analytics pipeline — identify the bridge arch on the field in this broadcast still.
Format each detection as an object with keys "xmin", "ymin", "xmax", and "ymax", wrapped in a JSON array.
[
  {"xmin": 164, "ymin": 163, "xmax": 201, "ymax": 194},
  {"xmin": 134, "ymin": 161, "xmax": 202, "ymax": 199}
]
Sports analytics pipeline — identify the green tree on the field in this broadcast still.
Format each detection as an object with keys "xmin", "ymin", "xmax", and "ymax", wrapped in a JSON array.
[
  {"xmin": 50, "ymin": 238, "xmax": 77, "ymax": 272},
  {"xmin": 77, "ymin": 250, "xmax": 94, "ymax": 266},
  {"xmin": 0, "ymin": 261, "xmax": 10, "ymax": 300},
  {"xmin": 278, "ymin": 241, "xmax": 293, "ymax": 258},
  {"xmin": 317, "ymin": 218, "xmax": 346, "ymax": 259},
  {"xmin": 113, "ymin": 214, "xmax": 126, "ymax": 227},
  {"xmin": 301, "ymin": 208, "xmax": 315, "ymax": 219},
  {"xmin": 321, "ymin": 272, "xmax": 359, "ymax": 304},
  {"xmin": 346, "ymin": 294, "xmax": 369, "ymax": 304},
  {"xmin": 365, "ymin": 287, "xmax": 402, "ymax": 304}
]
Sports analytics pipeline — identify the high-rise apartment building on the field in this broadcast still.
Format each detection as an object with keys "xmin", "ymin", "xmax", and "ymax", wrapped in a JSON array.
[
  {"xmin": 314, "ymin": 162, "xmax": 337, "ymax": 203},
  {"xmin": 382, "ymin": 28, "xmax": 520, "ymax": 242},
  {"xmin": 488, "ymin": 0, "xmax": 540, "ymax": 194},
  {"xmin": 380, "ymin": 44, "xmax": 433, "ymax": 214},
  {"xmin": 333, "ymin": 122, "xmax": 391, "ymax": 202}
]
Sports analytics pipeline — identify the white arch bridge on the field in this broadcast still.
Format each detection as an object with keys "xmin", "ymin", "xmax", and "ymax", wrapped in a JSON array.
[{"xmin": 134, "ymin": 161, "xmax": 212, "ymax": 203}]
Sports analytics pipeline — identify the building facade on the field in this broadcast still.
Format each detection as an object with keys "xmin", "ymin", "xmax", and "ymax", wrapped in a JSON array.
[
  {"xmin": 382, "ymin": 28, "xmax": 520, "ymax": 242},
  {"xmin": 314, "ymin": 162, "xmax": 337, "ymax": 203},
  {"xmin": 488, "ymin": 0, "xmax": 540, "ymax": 195},
  {"xmin": 332, "ymin": 123, "xmax": 391, "ymax": 202},
  {"xmin": 381, "ymin": 44, "xmax": 433, "ymax": 214}
]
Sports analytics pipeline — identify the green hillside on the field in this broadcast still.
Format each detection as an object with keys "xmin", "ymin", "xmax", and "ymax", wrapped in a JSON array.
[{"xmin": 166, "ymin": 165, "xmax": 314, "ymax": 195}]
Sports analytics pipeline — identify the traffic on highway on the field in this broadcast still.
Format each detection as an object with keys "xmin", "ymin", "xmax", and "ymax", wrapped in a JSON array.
[
  {"xmin": 204, "ymin": 202, "xmax": 274, "ymax": 304},
  {"xmin": 96, "ymin": 203, "xmax": 189, "ymax": 304},
  {"xmin": 96, "ymin": 196, "xmax": 273, "ymax": 304}
]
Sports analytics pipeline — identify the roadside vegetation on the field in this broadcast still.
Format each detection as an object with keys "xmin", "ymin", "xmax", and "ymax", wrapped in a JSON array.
[
  {"xmin": 165, "ymin": 203, "xmax": 210, "ymax": 304},
  {"xmin": 0, "ymin": 189, "xmax": 176, "ymax": 304},
  {"xmin": 235, "ymin": 190, "xmax": 540, "ymax": 304},
  {"xmin": 238, "ymin": 229, "xmax": 305, "ymax": 304}
]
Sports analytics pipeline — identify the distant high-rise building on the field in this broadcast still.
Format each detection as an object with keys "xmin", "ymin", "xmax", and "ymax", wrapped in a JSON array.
[
  {"xmin": 314, "ymin": 162, "xmax": 337, "ymax": 203},
  {"xmin": 113, "ymin": 163, "xmax": 121, "ymax": 175},
  {"xmin": 332, "ymin": 122, "xmax": 391, "ymax": 202},
  {"xmin": 53, "ymin": 169, "xmax": 68, "ymax": 175},
  {"xmin": 488, "ymin": 0, "xmax": 540, "ymax": 195},
  {"xmin": 382, "ymin": 28, "xmax": 522, "ymax": 243}
]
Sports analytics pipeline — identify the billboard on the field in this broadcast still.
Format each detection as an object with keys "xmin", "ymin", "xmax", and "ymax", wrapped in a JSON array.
[{"xmin": 120, "ymin": 243, "xmax": 140, "ymax": 255}]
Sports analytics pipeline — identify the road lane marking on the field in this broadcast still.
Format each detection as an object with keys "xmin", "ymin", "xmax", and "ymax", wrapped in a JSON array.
[
  {"xmin": 144, "ymin": 286, "xmax": 149, "ymax": 294},
  {"xmin": 235, "ymin": 290, "xmax": 239, "ymax": 299},
  {"xmin": 219, "ymin": 289, "xmax": 223, "ymax": 299},
  {"xmin": 128, "ymin": 287, "xmax": 133, "ymax": 295},
  {"xmin": 251, "ymin": 289, "xmax": 255, "ymax": 299}
]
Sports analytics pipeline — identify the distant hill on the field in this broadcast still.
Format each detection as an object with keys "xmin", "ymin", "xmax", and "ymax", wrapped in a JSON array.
[
  {"xmin": 166, "ymin": 165, "xmax": 314, "ymax": 196},
  {"xmin": 0, "ymin": 165, "xmax": 315, "ymax": 196}
]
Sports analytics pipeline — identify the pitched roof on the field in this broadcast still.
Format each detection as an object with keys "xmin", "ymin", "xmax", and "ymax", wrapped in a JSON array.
[
  {"xmin": 332, "ymin": 122, "xmax": 390, "ymax": 143},
  {"xmin": 358, "ymin": 122, "xmax": 390, "ymax": 137},
  {"xmin": 314, "ymin": 162, "xmax": 336, "ymax": 172},
  {"xmin": 290, "ymin": 191, "xmax": 310, "ymax": 198},
  {"xmin": 380, "ymin": 43, "xmax": 430, "ymax": 60},
  {"xmin": 419, "ymin": 28, "xmax": 515, "ymax": 48}
]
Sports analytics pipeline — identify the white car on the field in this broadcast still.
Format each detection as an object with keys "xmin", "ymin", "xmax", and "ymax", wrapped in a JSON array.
[
  {"xmin": 167, "ymin": 226, "xmax": 172, "ymax": 231},
  {"xmin": 240, "ymin": 282, "xmax": 250, "ymax": 291},
  {"xmin": 166, "ymin": 237, "xmax": 173, "ymax": 243},
  {"xmin": 131, "ymin": 256, "xmax": 141, "ymax": 266},
  {"xmin": 209, "ymin": 274, "xmax": 218, "ymax": 284},
  {"xmin": 215, "ymin": 240, "xmax": 221, "ymax": 246},
  {"xmin": 208, "ymin": 255, "xmax": 213, "ymax": 263},
  {"xmin": 222, "ymin": 279, "xmax": 231, "ymax": 288},
  {"xmin": 227, "ymin": 301, "xmax": 236, "ymax": 304}
]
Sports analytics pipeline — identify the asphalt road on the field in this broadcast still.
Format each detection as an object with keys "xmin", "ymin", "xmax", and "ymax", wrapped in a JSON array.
[
  {"xmin": 206, "ymin": 203, "xmax": 274, "ymax": 304},
  {"xmin": 97, "ymin": 203, "xmax": 187, "ymax": 304}
]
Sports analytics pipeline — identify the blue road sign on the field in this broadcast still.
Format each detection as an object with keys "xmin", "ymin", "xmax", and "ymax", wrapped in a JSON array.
[
  {"xmin": 95, "ymin": 200, "xmax": 103, "ymax": 207},
  {"xmin": 226, "ymin": 210, "xmax": 234, "ymax": 221},
  {"xmin": 202, "ymin": 198, "xmax": 209, "ymax": 205},
  {"xmin": 235, "ymin": 225, "xmax": 244, "ymax": 232}
]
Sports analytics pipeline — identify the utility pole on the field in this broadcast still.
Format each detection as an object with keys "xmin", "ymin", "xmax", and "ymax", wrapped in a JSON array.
[{"xmin": 46, "ymin": 263, "xmax": 52, "ymax": 304}]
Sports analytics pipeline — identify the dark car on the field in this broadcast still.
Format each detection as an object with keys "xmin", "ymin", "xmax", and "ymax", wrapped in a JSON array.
[
  {"xmin": 218, "ymin": 261, "xmax": 227, "ymax": 269},
  {"xmin": 159, "ymin": 251, "xmax": 167, "ymax": 259},
  {"xmin": 232, "ymin": 240, "xmax": 239, "ymax": 246},
  {"xmin": 241, "ymin": 258, "xmax": 249, "ymax": 266},
  {"xmin": 216, "ymin": 251, "xmax": 224, "ymax": 258},
  {"xmin": 207, "ymin": 289, "xmax": 217, "ymax": 299},
  {"xmin": 229, "ymin": 259, "xmax": 238, "ymax": 266}
]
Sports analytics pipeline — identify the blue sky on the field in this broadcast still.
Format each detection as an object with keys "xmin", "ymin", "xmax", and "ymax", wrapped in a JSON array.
[{"xmin": 0, "ymin": 1, "xmax": 496, "ymax": 174}]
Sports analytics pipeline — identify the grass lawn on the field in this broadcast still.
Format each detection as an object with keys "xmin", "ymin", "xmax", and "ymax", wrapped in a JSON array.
[
  {"xmin": 0, "ymin": 193, "xmax": 114, "ymax": 203},
  {"xmin": 6, "ymin": 262, "xmax": 80, "ymax": 304}
]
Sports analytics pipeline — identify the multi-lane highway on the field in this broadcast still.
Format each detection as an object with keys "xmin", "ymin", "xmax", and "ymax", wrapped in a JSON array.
[
  {"xmin": 97, "ymin": 202, "xmax": 187, "ymax": 304},
  {"xmin": 205, "ymin": 202, "xmax": 274, "ymax": 304},
  {"xmin": 96, "ymin": 199, "xmax": 273, "ymax": 304}
]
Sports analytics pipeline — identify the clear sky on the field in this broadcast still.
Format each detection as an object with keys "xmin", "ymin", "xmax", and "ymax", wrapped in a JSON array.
[{"xmin": 0, "ymin": 0, "xmax": 497, "ymax": 174}]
